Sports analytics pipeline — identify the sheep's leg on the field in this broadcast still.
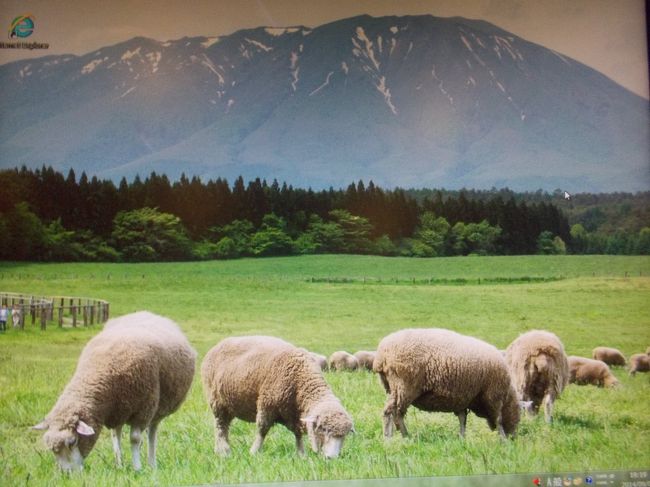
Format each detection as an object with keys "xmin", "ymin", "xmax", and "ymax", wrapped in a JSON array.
[
  {"xmin": 250, "ymin": 411, "xmax": 272, "ymax": 455},
  {"xmin": 542, "ymin": 393, "xmax": 554, "ymax": 423},
  {"xmin": 130, "ymin": 426, "xmax": 143, "ymax": 471},
  {"xmin": 394, "ymin": 407, "xmax": 409, "ymax": 438},
  {"xmin": 147, "ymin": 422, "xmax": 158, "ymax": 468},
  {"xmin": 294, "ymin": 431, "xmax": 305, "ymax": 457},
  {"xmin": 496, "ymin": 412, "xmax": 507, "ymax": 439},
  {"xmin": 382, "ymin": 396, "xmax": 396, "ymax": 437},
  {"xmin": 111, "ymin": 426, "xmax": 123, "ymax": 467},
  {"xmin": 383, "ymin": 382, "xmax": 412, "ymax": 438},
  {"xmin": 214, "ymin": 413, "xmax": 233, "ymax": 456},
  {"xmin": 456, "ymin": 410, "xmax": 467, "ymax": 438}
]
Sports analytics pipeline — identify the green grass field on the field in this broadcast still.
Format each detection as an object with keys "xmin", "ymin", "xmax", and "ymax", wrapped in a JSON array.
[{"xmin": 1, "ymin": 255, "xmax": 649, "ymax": 486}]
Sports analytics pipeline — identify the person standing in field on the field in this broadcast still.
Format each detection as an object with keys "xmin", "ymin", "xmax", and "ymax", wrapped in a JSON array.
[
  {"xmin": 0, "ymin": 304, "xmax": 8, "ymax": 332},
  {"xmin": 12, "ymin": 305, "xmax": 22, "ymax": 328}
]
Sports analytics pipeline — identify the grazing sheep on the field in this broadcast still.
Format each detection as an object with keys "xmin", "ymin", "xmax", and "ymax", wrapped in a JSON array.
[
  {"xmin": 568, "ymin": 356, "xmax": 619, "ymax": 388},
  {"xmin": 592, "ymin": 346, "xmax": 626, "ymax": 367},
  {"xmin": 373, "ymin": 328, "xmax": 519, "ymax": 439},
  {"xmin": 201, "ymin": 336, "xmax": 354, "ymax": 458},
  {"xmin": 32, "ymin": 311, "xmax": 196, "ymax": 472},
  {"xmin": 328, "ymin": 351, "xmax": 359, "ymax": 371},
  {"xmin": 353, "ymin": 351, "xmax": 376, "ymax": 371},
  {"xmin": 308, "ymin": 352, "xmax": 329, "ymax": 371},
  {"xmin": 504, "ymin": 330, "xmax": 569, "ymax": 424},
  {"xmin": 629, "ymin": 353, "xmax": 650, "ymax": 376}
]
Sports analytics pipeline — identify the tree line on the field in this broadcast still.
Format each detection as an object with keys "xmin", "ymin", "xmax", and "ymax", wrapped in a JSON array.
[{"xmin": 0, "ymin": 166, "xmax": 647, "ymax": 262}]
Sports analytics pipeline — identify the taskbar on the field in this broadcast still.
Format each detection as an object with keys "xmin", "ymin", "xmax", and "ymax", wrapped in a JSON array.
[{"xmin": 216, "ymin": 469, "xmax": 650, "ymax": 487}]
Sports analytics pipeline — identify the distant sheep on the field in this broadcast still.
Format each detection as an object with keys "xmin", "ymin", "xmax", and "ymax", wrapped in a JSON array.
[
  {"xmin": 592, "ymin": 347, "xmax": 626, "ymax": 367},
  {"xmin": 201, "ymin": 336, "xmax": 354, "ymax": 458},
  {"xmin": 568, "ymin": 356, "xmax": 619, "ymax": 388},
  {"xmin": 629, "ymin": 353, "xmax": 650, "ymax": 376},
  {"xmin": 353, "ymin": 351, "xmax": 376, "ymax": 371},
  {"xmin": 328, "ymin": 351, "xmax": 359, "ymax": 371},
  {"xmin": 373, "ymin": 328, "xmax": 519, "ymax": 439},
  {"xmin": 33, "ymin": 311, "xmax": 196, "ymax": 471},
  {"xmin": 505, "ymin": 330, "xmax": 569, "ymax": 423},
  {"xmin": 308, "ymin": 351, "xmax": 328, "ymax": 371}
]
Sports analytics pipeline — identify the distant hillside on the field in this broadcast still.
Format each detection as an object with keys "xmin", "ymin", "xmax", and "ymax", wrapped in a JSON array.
[
  {"xmin": 407, "ymin": 188, "xmax": 650, "ymax": 235},
  {"xmin": 0, "ymin": 14, "xmax": 648, "ymax": 191}
]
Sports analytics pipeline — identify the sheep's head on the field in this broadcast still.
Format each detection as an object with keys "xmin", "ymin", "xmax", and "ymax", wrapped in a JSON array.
[
  {"xmin": 603, "ymin": 374, "xmax": 620, "ymax": 388},
  {"xmin": 32, "ymin": 417, "xmax": 95, "ymax": 472},
  {"xmin": 302, "ymin": 406, "xmax": 354, "ymax": 459}
]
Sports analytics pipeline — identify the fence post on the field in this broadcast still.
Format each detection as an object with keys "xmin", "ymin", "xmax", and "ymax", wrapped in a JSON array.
[
  {"xmin": 58, "ymin": 307, "xmax": 64, "ymax": 327},
  {"xmin": 90, "ymin": 304, "xmax": 95, "ymax": 325},
  {"xmin": 19, "ymin": 299, "xmax": 25, "ymax": 329},
  {"xmin": 40, "ymin": 305, "xmax": 47, "ymax": 330},
  {"xmin": 72, "ymin": 305, "xmax": 77, "ymax": 327},
  {"xmin": 83, "ymin": 305, "xmax": 88, "ymax": 326}
]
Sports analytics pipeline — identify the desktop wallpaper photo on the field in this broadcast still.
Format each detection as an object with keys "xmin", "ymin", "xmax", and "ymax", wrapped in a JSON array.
[{"xmin": 0, "ymin": 1, "xmax": 648, "ymax": 486}]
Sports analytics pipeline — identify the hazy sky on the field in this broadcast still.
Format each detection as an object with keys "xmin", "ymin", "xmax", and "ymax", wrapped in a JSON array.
[{"xmin": 1, "ymin": 0, "xmax": 648, "ymax": 98}]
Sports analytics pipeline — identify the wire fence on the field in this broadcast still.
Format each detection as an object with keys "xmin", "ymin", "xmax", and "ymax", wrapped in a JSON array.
[{"xmin": 0, "ymin": 292, "xmax": 109, "ymax": 330}]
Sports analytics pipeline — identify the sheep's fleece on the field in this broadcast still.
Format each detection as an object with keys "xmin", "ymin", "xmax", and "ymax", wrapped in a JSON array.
[
  {"xmin": 201, "ymin": 335, "xmax": 354, "ymax": 458},
  {"xmin": 33, "ymin": 311, "xmax": 196, "ymax": 471},
  {"xmin": 373, "ymin": 328, "xmax": 520, "ymax": 439},
  {"xmin": 504, "ymin": 330, "xmax": 569, "ymax": 423}
]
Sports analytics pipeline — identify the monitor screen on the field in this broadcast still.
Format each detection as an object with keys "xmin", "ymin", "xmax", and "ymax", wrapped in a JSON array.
[{"xmin": 0, "ymin": 2, "xmax": 648, "ymax": 487}]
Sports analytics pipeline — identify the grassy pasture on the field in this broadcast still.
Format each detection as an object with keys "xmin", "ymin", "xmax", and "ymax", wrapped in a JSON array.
[{"xmin": 0, "ymin": 255, "xmax": 649, "ymax": 486}]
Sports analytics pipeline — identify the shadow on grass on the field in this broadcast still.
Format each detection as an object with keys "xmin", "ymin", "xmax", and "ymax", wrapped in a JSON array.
[{"xmin": 554, "ymin": 414, "xmax": 601, "ymax": 429}]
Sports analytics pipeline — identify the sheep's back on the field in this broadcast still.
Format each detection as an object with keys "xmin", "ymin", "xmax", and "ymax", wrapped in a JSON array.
[
  {"xmin": 592, "ymin": 346, "xmax": 626, "ymax": 366},
  {"xmin": 201, "ymin": 336, "xmax": 298, "ymax": 421},
  {"xmin": 375, "ymin": 328, "xmax": 508, "ymax": 406}
]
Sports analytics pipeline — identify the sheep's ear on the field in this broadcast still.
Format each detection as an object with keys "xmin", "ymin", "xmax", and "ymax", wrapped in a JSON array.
[
  {"xmin": 76, "ymin": 420, "xmax": 95, "ymax": 436},
  {"xmin": 32, "ymin": 421, "xmax": 49, "ymax": 431}
]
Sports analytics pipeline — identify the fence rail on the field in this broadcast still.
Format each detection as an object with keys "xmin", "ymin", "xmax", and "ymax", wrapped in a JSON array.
[{"xmin": 0, "ymin": 292, "xmax": 109, "ymax": 330}]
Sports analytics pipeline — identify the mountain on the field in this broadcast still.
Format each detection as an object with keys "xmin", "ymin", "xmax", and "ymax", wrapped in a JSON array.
[{"xmin": 0, "ymin": 14, "xmax": 648, "ymax": 191}]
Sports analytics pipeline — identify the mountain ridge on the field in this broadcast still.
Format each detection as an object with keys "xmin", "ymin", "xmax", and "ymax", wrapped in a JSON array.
[{"xmin": 0, "ymin": 14, "xmax": 647, "ymax": 191}]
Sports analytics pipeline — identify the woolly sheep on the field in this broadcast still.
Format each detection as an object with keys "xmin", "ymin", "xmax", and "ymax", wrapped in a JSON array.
[
  {"xmin": 629, "ymin": 353, "xmax": 650, "ymax": 375},
  {"xmin": 568, "ymin": 356, "xmax": 619, "ymax": 388},
  {"xmin": 201, "ymin": 336, "xmax": 354, "ymax": 459},
  {"xmin": 504, "ymin": 330, "xmax": 569, "ymax": 423},
  {"xmin": 32, "ymin": 311, "xmax": 196, "ymax": 472},
  {"xmin": 373, "ymin": 328, "xmax": 520, "ymax": 439},
  {"xmin": 308, "ymin": 351, "xmax": 329, "ymax": 371},
  {"xmin": 592, "ymin": 346, "xmax": 626, "ymax": 366},
  {"xmin": 353, "ymin": 351, "xmax": 376, "ymax": 371},
  {"xmin": 328, "ymin": 351, "xmax": 359, "ymax": 371}
]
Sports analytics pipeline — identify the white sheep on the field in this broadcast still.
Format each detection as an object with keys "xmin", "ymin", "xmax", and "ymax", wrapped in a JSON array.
[
  {"xmin": 307, "ymin": 351, "xmax": 329, "ymax": 371},
  {"xmin": 568, "ymin": 356, "xmax": 619, "ymax": 388},
  {"xmin": 629, "ymin": 353, "xmax": 650, "ymax": 375},
  {"xmin": 504, "ymin": 330, "xmax": 569, "ymax": 423},
  {"xmin": 32, "ymin": 311, "xmax": 196, "ymax": 472},
  {"xmin": 328, "ymin": 351, "xmax": 359, "ymax": 371},
  {"xmin": 201, "ymin": 336, "xmax": 354, "ymax": 458},
  {"xmin": 592, "ymin": 346, "xmax": 626, "ymax": 366},
  {"xmin": 353, "ymin": 351, "xmax": 376, "ymax": 371},
  {"xmin": 373, "ymin": 328, "xmax": 520, "ymax": 439}
]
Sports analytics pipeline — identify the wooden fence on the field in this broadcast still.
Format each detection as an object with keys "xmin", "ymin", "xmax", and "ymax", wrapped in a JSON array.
[{"xmin": 0, "ymin": 292, "xmax": 109, "ymax": 330}]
